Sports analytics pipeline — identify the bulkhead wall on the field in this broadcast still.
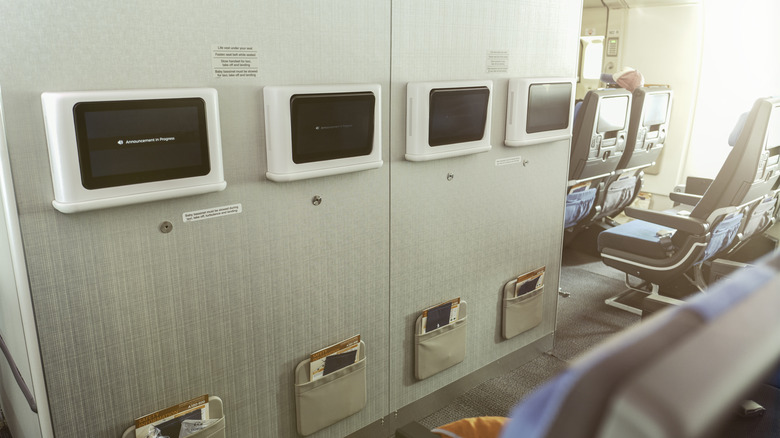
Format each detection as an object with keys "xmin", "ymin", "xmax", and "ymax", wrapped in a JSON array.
[{"xmin": 0, "ymin": 0, "xmax": 580, "ymax": 436}]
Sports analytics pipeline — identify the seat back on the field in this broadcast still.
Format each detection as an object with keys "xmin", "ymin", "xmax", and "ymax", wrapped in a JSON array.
[
  {"xmin": 590, "ymin": 87, "xmax": 673, "ymax": 221},
  {"xmin": 690, "ymin": 96, "xmax": 780, "ymax": 222},
  {"xmin": 597, "ymin": 97, "xmax": 780, "ymax": 285},
  {"xmin": 687, "ymin": 97, "xmax": 780, "ymax": 260},
  {"xmin": 598, "ymin": 257, "xmax": 780, "ymax": 438},
  {"xmin": 500, "ymin": 252, "xmax": 780, "ymax": 438},
  {"xmin": 620, "ymin": 87, "xmax": 673, "ymax": 173},
  {"xmin": 569, "ymin": 89, "xmax": 632, "ymax": 182}
]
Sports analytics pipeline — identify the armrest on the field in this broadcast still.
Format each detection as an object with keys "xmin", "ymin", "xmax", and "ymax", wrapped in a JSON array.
[
  {"xmin": 685, "ymin": 176, "xmax": 713, "ymax": 196},
  {"xmin": 624, "ymin": 207, "xmax": 709, "ymax": 235},
  {"xmin": 669, "ymin": 192, "xmax": 702, "ymax": 207}
]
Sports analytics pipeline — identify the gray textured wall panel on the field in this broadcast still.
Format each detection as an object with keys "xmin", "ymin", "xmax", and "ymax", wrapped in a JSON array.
[
  {"xmin": 388, "ymin": 0, "xmax": 581, "ymax": 409},
  {"xmin": 3, "ymin": 1, "xmax": 392, "ymax": 437}
]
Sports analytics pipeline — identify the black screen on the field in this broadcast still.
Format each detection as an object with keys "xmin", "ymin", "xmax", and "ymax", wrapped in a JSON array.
[
  {"xmin": 290, "ymin": 92, "xmax": 375, "ymax": 164},
  {"xmin": 73, "ymin": 98, "xmax": 210, "ymax": 190},
  {"xmin": 526, "ymin": 83, "xmax": 572, "ymax": 133},
  {"xmin": 643, "ymin": 93, "xmax": 670, "ymax": 127},
  {"xmin": 767, "ymin": 108, "xmax": 780, "ymax": 149},
  {"xmin": 428, "ymin": 86, "xmax": 490, "ymax": 147}
]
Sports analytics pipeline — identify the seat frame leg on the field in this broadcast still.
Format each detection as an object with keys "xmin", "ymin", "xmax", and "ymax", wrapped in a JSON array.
[{"xmin": 604, "ymin": 275, "xmax": 660, "ymax": 315}]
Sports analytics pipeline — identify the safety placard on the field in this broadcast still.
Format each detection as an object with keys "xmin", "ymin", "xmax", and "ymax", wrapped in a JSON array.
[
  {"xmin": 183, "ymin": 203, "xmax": 242, "ymax": 222},
  {"xmin": 212, "ymin": 45, "xmax": 258, "ymax": 78}
]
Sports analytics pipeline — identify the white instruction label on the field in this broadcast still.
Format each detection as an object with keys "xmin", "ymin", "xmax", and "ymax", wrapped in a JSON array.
[
  {"xmin": 486, "ymin": 50, "xmax": 509, "ymax": 73},
  {"xmin": 496, "ymin": 156, "xmax": 523, "ymax": 167},
  {"xmin": 212, "ymin": 45, "xmax": 258, "ymax": 78},
  {"xmin": 183, "ymin": 203, "xmax": 243, "ymax": 223}
]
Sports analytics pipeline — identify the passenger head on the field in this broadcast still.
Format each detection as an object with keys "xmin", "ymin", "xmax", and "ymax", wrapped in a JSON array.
[{"xmin": 612, "ymin": 67, "xmax": 645, "ymax": 92}]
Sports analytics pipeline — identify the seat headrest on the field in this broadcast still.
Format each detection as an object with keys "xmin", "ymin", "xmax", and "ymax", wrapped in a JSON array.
[{"xmin": 728, "ymin": 112, "xmax": 748, "ymax": 147}]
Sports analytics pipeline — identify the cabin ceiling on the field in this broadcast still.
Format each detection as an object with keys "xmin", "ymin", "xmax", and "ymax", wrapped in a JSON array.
[{"xmin": 584, "ymin": 0, "xmax": 700, "ymax": 8}]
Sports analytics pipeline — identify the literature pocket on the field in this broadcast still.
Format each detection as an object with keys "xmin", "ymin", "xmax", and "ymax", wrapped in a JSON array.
[
  {"xmin": 120, "ymin": 396, "xmax": 225, "ymax": 438},
  {"xmin": 702, "ymin": 213, "xmax": 743, "ymax": 262},
  {"xmin": 414, "ymin": 302, "xmax": 468, "ymax": 381},
  {"xmin": 183, "ymin": 397, "xmax": 226, "ymax": 438},
  {"xmin": 294, "ymin": 341, "xmax": 367, "ymax": 436},
  {"xmin": 602, "ymin": 176, "xmax": 637, "ymax": 215},
  {"xmin": 564, "ymin": 187, "xmax": 597, "ymax": 228},
  {"xmin": 743, "ymin": 196, "xmax": 777, "ymax": 238},
  {"xmin": 502, "ymin": 286, "xmax": 544, "ymax": 340}
]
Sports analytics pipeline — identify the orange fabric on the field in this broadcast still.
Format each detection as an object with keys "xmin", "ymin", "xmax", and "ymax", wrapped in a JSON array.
[{"xmin": 432, "ymin": 416, "xmax": 509, "ymax": 438}]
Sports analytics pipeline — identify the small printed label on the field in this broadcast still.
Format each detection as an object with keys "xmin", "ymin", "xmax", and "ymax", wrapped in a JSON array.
[
  {"xmin": 183, "ymin": 203, "xmax": 243, "ymax": 223},
  {"xmin": 486, "ymin": 50, "xmax": 509, "ymax": 73},
  {"xmin": 496, "ymin": 156, "xmax": 523, "ymax": 166},
  {"xmin": 212, "ymin": 45, "xmax": 258, "ymax": 78}
]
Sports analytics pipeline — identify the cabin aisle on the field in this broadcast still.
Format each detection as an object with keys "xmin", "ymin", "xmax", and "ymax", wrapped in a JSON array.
[{"xmin": 554, "ymin": 248, "xmax": 639, "ymax": 361}]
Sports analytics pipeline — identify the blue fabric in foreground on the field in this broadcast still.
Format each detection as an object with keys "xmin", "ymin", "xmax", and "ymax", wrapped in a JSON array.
[
  {"xmin": 564, "ymin": 188, "xmax": 597, "ymax": 229},
  {"xmin": 500, "ymin": 255, "xmax": 776, "ymax": 438},
  {"xmin": 684, "ymin": 262, "xmax": 775, "ymax": 322},
  {"xmin": 701, "ymin": 213, "xmax": 743, "ymax": 262}
]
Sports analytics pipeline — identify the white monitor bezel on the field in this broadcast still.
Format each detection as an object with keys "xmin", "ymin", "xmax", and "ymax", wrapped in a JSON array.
[
  {"xmin": 263, "ymin": 83, "xmax": 383, "ymax": 182},
  {"xmin": 405, "ymin": 80, "xmax": 493, "ymax": 162},
  {"xmin": 505, "ymin": 77, "xmax": 575, "ymax": 147},
  {"xmin": 41, "ymin": 88, "xmax": 226, "ymax": 214}
]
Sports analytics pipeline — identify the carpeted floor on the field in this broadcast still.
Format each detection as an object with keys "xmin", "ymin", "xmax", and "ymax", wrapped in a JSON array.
[{"xmin": 418, "ymin": 248, "xmax": 639, "ymax": 428}]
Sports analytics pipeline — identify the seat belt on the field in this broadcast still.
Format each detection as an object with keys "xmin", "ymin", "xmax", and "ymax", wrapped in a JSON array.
[{"xmin": 656, "ymin": 229, "xmax": 675, "ymax": 256}]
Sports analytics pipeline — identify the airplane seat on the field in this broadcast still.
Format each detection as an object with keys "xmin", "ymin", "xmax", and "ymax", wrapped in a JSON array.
[
  {"xmin": 728, "ymin": 193, "xmax": 778, "ymax": 255},
  {"xmin": 501, "ymin": 255, "xmax": 780, "ymax": 438},
  {"xmin": 671, "ymin": 110, "xmax": 751, "ymax": 206},
  {"xmin": 595, "ymin": 254, "xmax": 780, "ymax": 438},
  {"xmin": 498, "ymin": 303, "xmax": 709, "ymax": 438},
  {"xmin": 564, "ymin": 89, "xmax": 632, "ymax": 231},
  {"xmin": 670, "ymin": 105, "xmax": 780, "ymax": 262},
  {"xmin": 564, "ymin": 185, "xmax": 598, "ymax": 229},
  {"xmin": 723, "ymin": 103, "xmax": 780, "ymax": 257},
  {"xmin": 597, "ymin": 96, "xmax": 780, "ymax": 303},
  {"xmin": 593, "ymin": 86, "xmax": 673, "ymax": 222}
]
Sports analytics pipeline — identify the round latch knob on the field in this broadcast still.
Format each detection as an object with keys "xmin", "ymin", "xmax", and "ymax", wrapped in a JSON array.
[{"xmin": 159, "ymin": 221, "xmax": 173, "ymax": 234}]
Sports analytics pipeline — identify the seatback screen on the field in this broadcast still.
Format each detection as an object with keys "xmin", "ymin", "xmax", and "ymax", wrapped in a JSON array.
[
  {"xmin": 428, "ymin": 87, "xmax": 490, "ymax": 146},
  {"xmin": 764, "ymin": 106, "xmax": 780, "ymax": 150},
  {"xmin": 290, "ymin": 92, "xmax": 375, "ymax": 164},
  {"xmin": 526, "ymin": 83, "xmax": 572, "ymax": 134},
  {"xmin": 74, "ymin": 98, "xmax": 210, "ymax": 190},
  {"xmin": 643, "ymin": 93, "xmax": 670, "ymax": 127},
  {"xmin": 597, "ymin": 96, "xmax": 629, "ymax": 133}
]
